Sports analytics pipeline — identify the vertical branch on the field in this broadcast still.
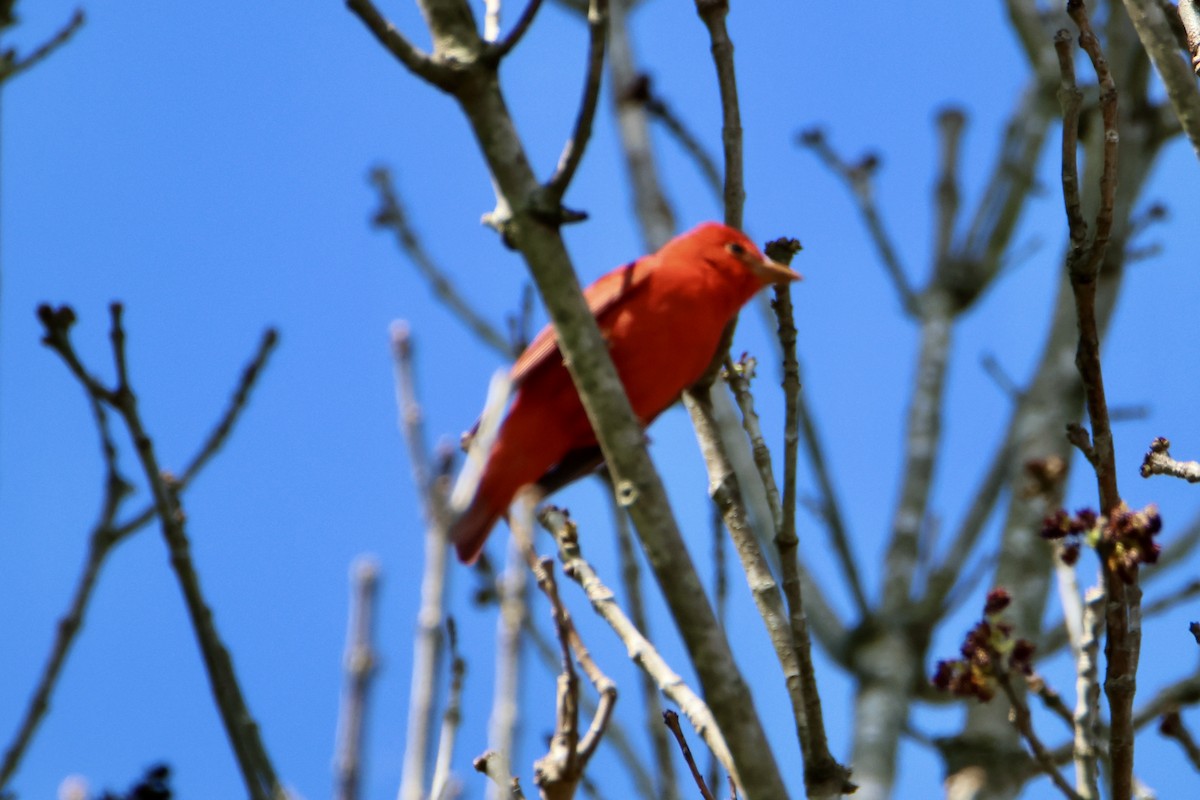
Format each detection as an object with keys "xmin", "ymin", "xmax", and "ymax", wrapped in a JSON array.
[
  {"xmin": 693, "ymin": 0, "xmax": 744, "ymax": 228},
  {"xmin": 764, "ymin": 239, "xmax": 854, "ymax": 797},
  {"xmin": 429, "ymin": 620, "xmax": 467, "ymax": 800},
  {"xmin": 1057, "ymin": 6, "xmax": 1139, "ymax": 798},
  {"xmin": 488, "ymin": 535, "xmax": 528, "ymax": 800},
  {"xmin": 1073, "ymin": 586, "xmax": 1104, "ymax": 799},
  {"xmin": 335, "ymin": 557, "xmax": 382, "ymax": 800},
  {"xmin": 393, "ymin": 324, "xmax": 455, "ymax": 800}
]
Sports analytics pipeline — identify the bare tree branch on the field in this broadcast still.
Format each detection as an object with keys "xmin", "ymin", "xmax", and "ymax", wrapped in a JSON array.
[
  {"xmin": 373, "ymin": 173, "xmax": 514, "ymax": 358},
  {"xmin": 538, "ymin": 507, "xmax": 742, "ymax": 794},
  {"xmin": 335, "ymin": 557, "xmax": 382, "ymax": 800},
  {"xmin": 1140, "ymin": 436, "xmax": 1200, "ymax": 482},
  {"xmin": 544, "ymin": 0, "xmax": 608, "ymax": 203},
  {"xmin": 0, "ymin": 8, "xmax": 84, "ymax": 84},
  {"xmin": 1118, "ymin": 0, "xmax": 1200, "ymax": 159},
  {"xmin": 37, "ymin": 304, "xmax": 284, "ymax": 800}
]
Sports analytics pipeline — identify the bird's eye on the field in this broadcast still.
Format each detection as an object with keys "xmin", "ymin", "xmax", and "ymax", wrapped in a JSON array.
[{"xmin": 726, "ymin": 242, "xmax": 746, "ymax": 256}]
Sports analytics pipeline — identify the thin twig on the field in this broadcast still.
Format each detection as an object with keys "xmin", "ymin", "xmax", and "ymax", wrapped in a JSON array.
[
  {"xmin": 0, "ymin": 318, "xmax": 275, "ymax": 791},
  {"xmin": 796, "ymin": 129, "xmax": 917, "ymax": 315},
  {"xmin": 721, "ymin": 355, "xmax": 781, "ymax": 528},
  {"xmin": 0, "ymin": 392, "xmax": 127, "ymax": 790},
  {"xmin": 335, "ymin": 557, "xmax": 382, "ymax": 800},
  {"xmin": 625, "ymin": 75, "xmax": 722, "ymax": 202},
  {"xmin": 544, "ymin": 0, "xmax": 608, "ymax": 203},
  {"xmin": 763, "ymin": 239, "xmax": 854, "ymax": 795},
  {"xmin": 1058, "ymin": 8, "xmax": 1138, "ymax": 798},
  {"xmin": 1140, "ymin": 437, "xmax": 1200, "ymax": 482},
  {"xmin": 538, "ymin": 507, "xmax": 741, "ymax": 793},
  {"xmin": 932, "ymin": 107, "xmax": 966, "ymax": 271},
  {"xmin": 663, "ymin": 711, "xmax": 716, "ymax": 800},
  {"xmin": 37, "ymin": 304, "xmax": 283, "ymax": 800},
  {"xmin": 490, "ymin": 0, "xmax": 546, "ymax": 59},
  {"xmin": 1159, "ymin": 711, "xmax": 1200, "ymax": 771},
  {"xmin": 523, "ymin": 614, "xmax": 657, "ymax": 799},
  {"xmin": 344, "ymin": 0, "xmax": 453, "ymax": 88},
  {"xmin": 0, "ymin": 9, "xmax": 85, "ymax": 84},
  {"xmin": 430, "ymin": 619, "xmax": 467, "ymax": 800},
  {"xmin": 998, "ymin": 672, "xmax": 1084, "ymax": 800},
  {"xmin": 693, "ymin": 0, "xmax": 744, "ymax": 229},
  {"xmin": 373, "ymin": 173, "xmax": 514, "ymax": 358},
  {"xmin": 608, "ymin": 1, "xmax": 675, "ymax": 250}
]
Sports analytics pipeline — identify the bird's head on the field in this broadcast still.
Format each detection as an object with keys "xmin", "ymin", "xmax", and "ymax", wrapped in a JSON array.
[{"xmin": 676, "ymin": 222, "xmax": 802, "ymax": 288}]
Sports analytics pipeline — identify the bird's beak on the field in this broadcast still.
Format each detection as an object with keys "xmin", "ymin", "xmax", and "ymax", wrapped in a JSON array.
[{"xmin": 741, "ymin": 252, "xmax": 802, "ymax": 285}]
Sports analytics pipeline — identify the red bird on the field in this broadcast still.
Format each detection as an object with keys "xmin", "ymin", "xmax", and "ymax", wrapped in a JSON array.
[{"xmin": 450, "ymin": 222, "xmax": 801, "ymax": 563}]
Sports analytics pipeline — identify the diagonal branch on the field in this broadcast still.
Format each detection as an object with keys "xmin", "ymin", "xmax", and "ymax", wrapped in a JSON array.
[
  {"xmin": 345, "ymin": 0, "xmax": 455, "ymax": 88},
  {"xmin": 1118, "ymin": 0, "xmax": 1200, "ymax": 160},
  {"xmin": 0, "ymin": 9, "xmax": 84, "ymax": 84},
  {"xmin": 38, "ymin": 304, "xmax": 284, "ymax": 800},
  {"xmin": 489, "ymin": 0, "xmax": 545, "ymax": 59},
  {"xmin": 544, "ymin": 0, "xmax": 608, "ymax": 204},
  {"xmin": 373, "ymin": 171, "xmax": 514, "ymax": 358}
]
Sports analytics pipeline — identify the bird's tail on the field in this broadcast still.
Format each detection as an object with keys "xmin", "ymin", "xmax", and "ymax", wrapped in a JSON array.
[{"xmin": 448, "ymin": 489, "xmax": 502, "ymax": 565}]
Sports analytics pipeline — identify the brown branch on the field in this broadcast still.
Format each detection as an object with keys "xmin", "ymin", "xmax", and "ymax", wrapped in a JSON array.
[
  {"xmin": 796, "ymin": 129, "xmax": 917, "ymax": 315},
  {"xmin": 0, "ymin": 391, "xmax": 128, "ymax": 790},
  {"xmin": 2, "ymin": 313, "xmax": 275, "ymax": 792},
  {"xmin": 37, "ymin": 304, "xmax": 283, "ymax": 800},
  {"xmin": 372, "ymin": 172, "xmax": 514, "ymax": 358},
  {"xmin": 1057, "ymin": 8, "xmax": 1138, "ymax": 798},
  {"xmin": 629, "ymin": 76, "xmax": 722, "ymax": 202},
  {"xmin": 1160, "ymin": 711, "xmax": 1200, "ymax": 771},
  {"xmin": 997, "ymin": 672, "xmax": 1084, "ymax": 800},
  {"xmin": 693, "ymin": 0, "xmax": 743, "ymax": 229},
  {"xmin": 335, "ymin": 557, "xmax": 382, "ymax": 800},
  {"xmin": 0, "ymin": 9, "xmax": 84, "ymax": 84},
  {"xmin": 663, "ymin": 711, "xmax": 716, "ymax": 800},
  {"xmin": 544, "ymin": 0, "xmax": 608, "ymax": 204},
  {"xmin": 523, "ymin": 613, "xmax": 657, "ymax": 799}
]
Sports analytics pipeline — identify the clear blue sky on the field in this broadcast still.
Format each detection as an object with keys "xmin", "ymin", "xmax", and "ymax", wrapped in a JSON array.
[{"xmin": 3, "ymin": 2, "xmax": 1199, "ymax": 798}]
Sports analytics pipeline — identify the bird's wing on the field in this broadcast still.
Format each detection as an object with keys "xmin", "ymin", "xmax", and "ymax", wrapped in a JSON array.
[{"xmin": 509, "ymin": 259, "xmax": 649, "ymax": 387}]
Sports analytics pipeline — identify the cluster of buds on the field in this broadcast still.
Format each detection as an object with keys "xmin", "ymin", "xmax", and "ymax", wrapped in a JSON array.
[
  {"xmin": 1041, "ymin": 503, "xmax": 1162, "ymax": 582},
  {"xmin": 932, "ymin": 588, "xmax": 1036, "ymax": 703}
]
